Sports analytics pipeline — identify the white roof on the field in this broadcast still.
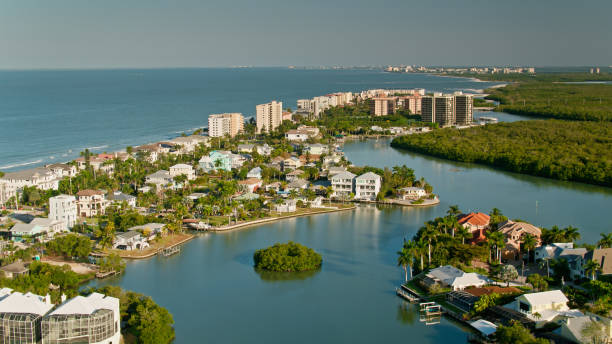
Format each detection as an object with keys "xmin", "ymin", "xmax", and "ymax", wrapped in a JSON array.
[
  {"xmin": 30, "ymin": 218, "xmax": 60, "ymax": 227},
  {"xmin": 356, "ymin": 172, "xmax": 381, "ymax": 181},
  {"xmin": 49, "ymin": 293, "xmax": 118, "ymax": 316},
  {"xmin": 470, "ymin": 319, "xmax": 497, "ymax": 336},
  {"xmin": 450, "ymin": 273, "xmax": 489, "ymax": 288},
  {"xmin": 0, "ymin": 292, "xmax": 53, "ymax": 316},
  {"xmin": 331, "ymin": 171, "xmax": 356, "ymax": 180},
  {"xmin": 521, "ymin": 290, "xmax": 568, "ymax": 306},
  {"xmin": 171, "ymin": 164, "xmax": 192, "ymax": 169}
]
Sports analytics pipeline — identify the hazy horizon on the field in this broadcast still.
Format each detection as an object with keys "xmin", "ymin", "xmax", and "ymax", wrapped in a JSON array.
[{"xmin": 1, "ymin": 0, "xmax": 611, "ymax": 69}]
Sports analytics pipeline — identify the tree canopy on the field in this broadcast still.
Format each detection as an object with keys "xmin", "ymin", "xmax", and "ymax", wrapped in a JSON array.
[{"xmin": 254, "ymin": 241, "xmax": 322, "ymax": 272}]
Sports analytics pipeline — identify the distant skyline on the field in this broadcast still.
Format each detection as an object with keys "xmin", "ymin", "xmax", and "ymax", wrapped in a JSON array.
[{"xmin": 1, "ymin": 0, "xmax": 611, "ymax": 70}]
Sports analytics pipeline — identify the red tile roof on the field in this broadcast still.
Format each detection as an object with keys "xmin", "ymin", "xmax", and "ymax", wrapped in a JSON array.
[
  {"xmin": 465, "ymin": 286, "xmax": 521, "ymax": 297},
  {"xmin": 458, "ymin": 212, "xmax": 490, "ymax": 226}
]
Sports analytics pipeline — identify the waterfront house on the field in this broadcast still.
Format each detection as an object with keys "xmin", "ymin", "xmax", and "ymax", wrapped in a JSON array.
[
  {"xmin": 354, "ymin": 172, "xmax": 381, "ymax": 201},
  {"xmin": 0, "ymin": 167, "xmax": 60, "ymax": 201},
  {"xmin": 238, "ymin": 178, "xmax": 262, "ymax": 193},
  {"xmin": 557, "ymin": 314, "xmax": 612, "ymax": 343},
  {"xmin": 399, "ymin": 187, "xmax": 426, "ymax": 200},
  {"xmin": 41, "ymin": 292, "xmax": 121, "ymax": 344},
  {"xmin": 247, "ymin": 167, "xmax": 262, "ymax": 179},
  {"xmin": 0, "ymin": 261, "xmax": 29, "ymax": 279},
  {"xmin": 458, "ymin": 212, "xmax": 490, "ymax": 243},
  {"xmin": 113, "ymin": 231, "xmax": 149, "ymax": 250},
  {"xmin": 423, "ymin": 265, "xmax": 489, "ymax": 291},
  {"xmin": 45, "ymin": 163, "xmax": 77, "ymax": 178},
  {"xmin": 285, "ymin": 126, "xmax": 320, "ymax": 141},
  {"xmin": 327, "ymin": 166, "xmax": 347, "ymax": 177},
  {"xmin": 497, "ymin": 220, "xmax": 542, "ymax": 260},
  {"xmin": 145, "ymin": 170, "xmax": 172, "ymax": 189},
  {"xmin": 48, "ymin": 194, "xmax": 77, "ymax": 230},
  {"xmin": 282, "ymin": 157, "xmax": 302, "ymax": 171},
  {"xmin": 76, "ymin": 189, "xmax": 108, "ymax": 218},
  {"xmin": 129, "ymin": 223, "xmax": 166, "ymax": 235},
  {"xmin": 275, "ymin": 199, "xmax": 297, "ymax": 213},
  {"xmin": 170, "ymin": 163, "xmax": 195, "ymax": 181},
  {"xmin": 133, "ymin": 144, "xmax": 162, "ymax": 162},
  {"xmin": 535, "ymin": 243, "xmax": 589, "ymax": 279},
  {"xmin": 509, "ymin": 290, "xmax": 581, "ymax": 323},
  {"xmin": 108, "ymin": 191, "xmax": 137, "ymax": 208},
  {"xmin": 584, "ymin": 248, "xmax": 612, "ymax": 278},
  {"xmin": 286, "ymin": 179, "xmax": 309, "ymax": 192},
  {"xmin": 331, "ymin": 171, "xmax": 356, "ymax": 198},
  {"xmin": 0, "ymin": 290, "xmax": 54, "ymax": 344},
  {"xmin": 285, "ymin": 169, "xmax": 304, "ymax": 182},
  {"xmin": 168, "ymin": 135, "xmax": 210, "ymax": 153}
]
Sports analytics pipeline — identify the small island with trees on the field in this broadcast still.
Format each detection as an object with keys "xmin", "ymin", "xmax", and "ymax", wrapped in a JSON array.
[{"xmin": 253, "ymin": 241, "xmax": 322, "ymax": 272}]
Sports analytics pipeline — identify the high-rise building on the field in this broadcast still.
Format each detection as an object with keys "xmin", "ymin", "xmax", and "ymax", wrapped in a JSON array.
[
  {"xmin": 421, "ymin": 96, "xmax": 435, "ymax": 123},
  {"xmin": 434, "ymin": 95, "xmax": 454, "ymax": 127},
  {"xmin": 454, "ymin": 94, "xmax": 473, "ymax": 125},
  {"xmin": 369, "ymin": 97, "xmax": 397, "ymax": 116},
  {"xmin": 208, "ymin": 113, "xmax": 244, "ymax": 137},
  {"xmin": 256, "ymin": 101, "xmax": 283, "ymax": 133}
]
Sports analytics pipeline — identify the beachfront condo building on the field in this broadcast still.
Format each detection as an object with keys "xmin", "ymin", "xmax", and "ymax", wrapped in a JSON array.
[
  {"xmin": 208, "ymin": 113, "xmax": 244, "ymax": 138},
  {"xmin": 454, "ymin": 94, "xmax": 474, "ymax": 125},
  {"xmin": 369, "ymin": 97, "xmax": 397, "ymax": 116},
  {"xmin": 256, "ymin": 101, "xmax": 283, "ymax": 133},
  {"xmin": 49, "ymin": 194, "xmax": 77, "ymax": 230},
  {"xmin": 421, "ymin": 93, "xmax": 472, "ymax": 127}
]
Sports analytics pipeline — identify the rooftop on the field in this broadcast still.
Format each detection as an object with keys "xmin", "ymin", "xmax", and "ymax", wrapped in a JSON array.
[
  {"xmin": 458, "ymin": 212, "xmax": 490, "ymax": 227},
  {"xmin": 49, "ymin": 292, "xmax": 118, "ymax": 316},
  {"xmin": 76, "ymin": 189, "xmax": 105, "ymax": 197},
  {"xmin": 0, "ymin": 291, "xmax": 53, "ymax": 316},
  {"xmin": 520, "ymin": 290, "xmax": 568, "ymax": 306}
]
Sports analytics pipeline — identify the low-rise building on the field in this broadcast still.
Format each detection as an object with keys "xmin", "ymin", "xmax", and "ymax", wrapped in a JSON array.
[
  {"xmin": 0, "ymin": 290, "xmax": 54, "ymax": 344},
  {"xmin": 45, "ymin": 163, "xmax": 77, "ymax": 178},
  {"xmin": 48, "ymin": 195, "xmax": 77, "ymax": 230},
  {"xmin": 170, "ymin": 164, "xmax": 195, "ymax": 181},
  {"xmin": 247, "ymin": 167, "xmax": 262, "ymax": 179},
  {"xmin": 423, "ymin": 265, "xmax": 489, "ymax": 291},
  {"xmin": 275, "ymin": 199, "xmax": 297, "ymax": 213},
  {"xmin": 354, "ymin": 172, "xmax": 381, "ymax": 200},
  {"xmin": 399, "ymin": 187, "xmax": 426, "ymax": 200},
  {"xmin": 41, "ymin": 292, "xmax": 121, "ymax": 344},
  {"xmin": 0, "ymin": 167, "xmax": 60, "ymax": 201},
  {"xmin": 30, "ymin": 218, "xmax": 64, "ymax": 237},
  {"xmin": 107, "ymin": 191, "xmax": 137, "ymax": 208},
  {"xmin": 76, "ymin": 190, "xmax": 108, "ymax": 218},
  {"xmin": 558, "ymin": 314, "xmax": 612, "ymax": 344},
  {"xmin": 285, "ymin": 126, "xmax": 320, "ymax": 141},
  {"xmin": 286, "ymin": 179, "xmax": 309, "ymax": 192},
  {"xmin": 282, "ymin": 157, "xmax": 302, "ymax": 171},
  {"xmin": 497, "ymin": 220, "xmax": 542, "ymax": 260},
  {"xmin": 584, "ymin": 248, "xmax": 612, "ymax": 278},
  {"xmin": 331, "ymin": 171, "xmax": 356, "ymax": 198},
  {"xmin": 113, "ymin": 231, "xmax": 149, "ymax": 250},
  {"xmin": 458, "ymin": 212, "xmax": 490, "ymax": 243},
  {"xmin": 10, "ymin": 222, "xmax": 48, "ymax": 242},
  {"xmin": 238, "ymin": 178, "xmax": 262, "ymax": 193},
  {"xmin": 285, "ymin": 169, "xmax": 304, "ymax": 182},
  {"xmin": 0, "ymin": 261, "xmax": 29, "ymax": 279},
  {"xmin": 145, "ymin": 170, "xmax": 172, "ymax": 188},
  {"xmin": 510, "ymin": 290, "xmax": 577, "ymax": 323},
  {"xmin": 303, "ymin": 143, "xmax": 328, "ymax": 156},
  {"xmin": 168, "ymin": 135, "xmax": 211, "ymax": 153}
]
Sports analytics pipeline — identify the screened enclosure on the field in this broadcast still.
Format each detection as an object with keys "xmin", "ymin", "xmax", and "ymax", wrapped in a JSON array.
[
  {"xmin": 41, "ymin": 309, "xmax": 116, "ymax": 344},
  {"xmin": 0, "ymin": 312, "xmax": 41, "ymax": 344}
]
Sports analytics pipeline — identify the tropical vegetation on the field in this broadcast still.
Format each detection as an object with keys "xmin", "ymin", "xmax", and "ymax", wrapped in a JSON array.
[
  {"xmin": 253, "ymin": 241, "xmax": 322, "ymax": 272},
  {"xmin": 391, "ymin": 120, "xmax": 612, "ymax": 186}
]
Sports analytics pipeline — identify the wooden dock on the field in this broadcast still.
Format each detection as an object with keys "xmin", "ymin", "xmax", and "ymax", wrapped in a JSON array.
[
  {"xmin": 159, "ymin": 245, "xmax": 181, "ymax": 257},
  {"xmin": 396, "ymin": 284, "xmax": 424, "ymax": 303},
  {"xmin": 95, "ymin": 270, "xmax": 118, "ymax": 279}
]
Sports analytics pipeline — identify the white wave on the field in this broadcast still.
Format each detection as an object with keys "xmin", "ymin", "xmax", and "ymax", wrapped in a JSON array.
[
  {"xmin": 86, "ymin": 145, "xmax": 109, "ymax": 151},
  {"xmin": 0, "ymin": 159, "xmax": 43, "ymax": 170}
]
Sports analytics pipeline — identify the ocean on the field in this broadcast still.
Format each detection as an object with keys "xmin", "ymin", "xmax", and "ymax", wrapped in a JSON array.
[{"xmin": 0, "ymin": 68, "xmax": 502, "ymax": 171}]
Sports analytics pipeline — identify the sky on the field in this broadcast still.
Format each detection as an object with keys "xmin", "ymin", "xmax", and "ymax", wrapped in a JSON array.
[{"xmin": 1, "ymin": 0, "xmax": 611, "ymax": 69}]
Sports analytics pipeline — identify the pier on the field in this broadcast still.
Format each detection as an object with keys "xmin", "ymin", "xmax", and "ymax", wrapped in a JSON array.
[{"xmin": 160, "ymin": 245, "xmax": 181, "ymax": 257}]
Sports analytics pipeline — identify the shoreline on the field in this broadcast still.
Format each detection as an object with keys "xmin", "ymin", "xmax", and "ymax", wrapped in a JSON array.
[{"xmin": 211, "ymin": 205, "xmax": 356, "ymax": 232}]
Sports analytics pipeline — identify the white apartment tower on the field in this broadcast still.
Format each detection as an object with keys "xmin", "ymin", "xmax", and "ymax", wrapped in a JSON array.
[
  {"xmin": 208, "ymin": 113, "xmax": 244, "ymax": 137},
  {"xmin": 256, "ymin": 101, "xmax": 283, "ymax": 133},
  {"xmin": 48, "ymin": 195, "xmax": 77, "ymax": 230}
]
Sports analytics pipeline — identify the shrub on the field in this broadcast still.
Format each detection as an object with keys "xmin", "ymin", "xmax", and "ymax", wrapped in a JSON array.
[{"xmin": 254, "ymin": 241, "xmax": 322, "ymax": 272}]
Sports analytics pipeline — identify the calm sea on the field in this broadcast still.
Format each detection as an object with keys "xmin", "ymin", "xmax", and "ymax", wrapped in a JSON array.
[{"xmin": 0, "ymin": 68, "xmax": 503, "ymax": 171}]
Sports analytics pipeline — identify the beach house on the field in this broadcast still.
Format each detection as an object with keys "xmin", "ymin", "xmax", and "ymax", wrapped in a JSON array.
[
  {"xmin": 497, "ymin": 220, "xmax": 542, "ymax": 260},
  {"xmin": 331, "ymin": 171, "xmax": 356, "ymax": 198},
  {"xmin": 170, "ymin": 163, "xmax": 195, "ymax": 180},
  {"xmin": 48, "ymin": 194, "xmax": 77, "ymax": 230},
  {"xmin": 354, "ymin": 172, "xmax": 381, "ymax": 200},
  {"xmin": 76, "ymin": 190, "xmax": 108, "ymax": 217}
]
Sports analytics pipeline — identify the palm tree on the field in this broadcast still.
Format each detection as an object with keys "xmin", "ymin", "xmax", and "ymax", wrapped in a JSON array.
[
  {"xmin": 584, "ymin": 260, "xmax": 601, "ymax": 281},
  {"xmin": 562, "ymin": 226, "xmax": 581, "ymax": 242},
  {"xmin": 597, "ymin": 233, "xmax": 612, "ymax": 249},
  {"xmin": 397, "ymin": 240, "xmax": 416, "ymax": 282},
  {"xmin": 455, "ymin": 226, "xmax": 471, "ymax": 245},
  {"xmin": 447, "ymin": 205, "xmax": 461, "ymax": 216},
  {"xmin": 416, "ymin": 238, "xmax": 427, "ymax": 271},
  {"xmin": 486, "ymin": 231, "xmax": 505, "ymax": 263},
  {"xmin": 522, "ymin": 234, "xmax": 537, "ymax": 264},
  {"xmin": 421, "ymin": 224, "xmax": 437, "ymax": 265}
]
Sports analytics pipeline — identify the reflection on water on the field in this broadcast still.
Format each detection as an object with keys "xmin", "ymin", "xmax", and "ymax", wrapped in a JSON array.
[{"xmin": 255, "ymin": 269, "xmax": 320, "ymax": 282}]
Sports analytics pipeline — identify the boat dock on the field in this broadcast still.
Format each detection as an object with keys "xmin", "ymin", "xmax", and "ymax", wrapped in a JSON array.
[
  {"xmin": 160, "ymin": 245, "xmax": 181, "ymax": 257},
  {"xmin": 396, "ymin": 284, "xmax": 423, "ymax": 303},
  {"xmin": 95, "ymin": 270, "xmax": 118, "ymax": 279}
]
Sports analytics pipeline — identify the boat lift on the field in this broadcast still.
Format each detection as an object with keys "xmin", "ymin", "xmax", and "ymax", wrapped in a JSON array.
[{"xmin": 419, "ymin": 302, "xmax": 442, "ymax": 325}]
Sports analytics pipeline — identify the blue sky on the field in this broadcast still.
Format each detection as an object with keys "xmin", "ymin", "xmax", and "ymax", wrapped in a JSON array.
[{"xmin": 1, "ymin": 0, "xmax": 611, "ymax": 69}]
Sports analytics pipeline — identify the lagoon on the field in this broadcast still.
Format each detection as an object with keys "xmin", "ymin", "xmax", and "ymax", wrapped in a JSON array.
[{"xmin": 92, "ymin": 132, "xmax": 611, "ymax": 343}]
